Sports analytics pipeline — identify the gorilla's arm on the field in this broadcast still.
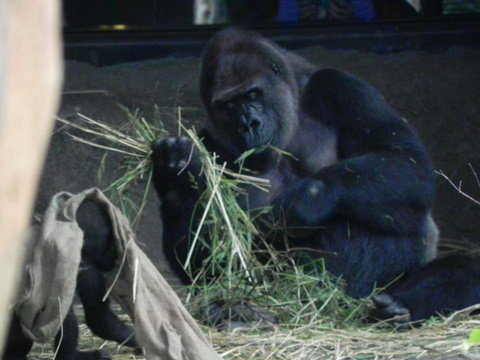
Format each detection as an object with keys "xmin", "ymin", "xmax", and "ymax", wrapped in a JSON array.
[
  {"xmin": 279, "ymin": 153, "xmax": 434, "ymax": 234},
  {"xmin": 151, "ymin": 137, "xmax": 205, "ymax": 283},
  {"xmin": 278, "ymin": 69, "xmax": 435, "ymax": 235}
]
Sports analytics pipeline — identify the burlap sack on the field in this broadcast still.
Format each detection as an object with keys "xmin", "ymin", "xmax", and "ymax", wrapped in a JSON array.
[{"xmin": 14, "ymin": 188, "xmax": 222, "ymax": 360}]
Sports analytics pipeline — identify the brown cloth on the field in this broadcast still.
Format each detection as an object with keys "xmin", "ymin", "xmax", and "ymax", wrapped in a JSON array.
[{"xmin": 14, "ymin": 188, "xmax": 223, "ymax": 360}]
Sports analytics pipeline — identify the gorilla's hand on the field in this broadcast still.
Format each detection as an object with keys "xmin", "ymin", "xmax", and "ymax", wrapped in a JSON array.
[
  {"xmin": 151, "ymin": 136, "xmax": 203, "ymax": 199},
  {"xmin": 277, "ymin": 178, "xmax": 339, "ymax": 228}
]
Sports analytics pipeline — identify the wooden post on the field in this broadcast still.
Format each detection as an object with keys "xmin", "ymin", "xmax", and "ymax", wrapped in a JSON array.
[{"xmin": 0, "ymin": 0, "xmax": 63, "ymax": 353}]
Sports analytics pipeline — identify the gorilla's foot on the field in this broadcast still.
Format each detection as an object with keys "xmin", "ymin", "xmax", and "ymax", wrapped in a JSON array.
[{"xmin": 372, "ymin": 293, "xmax": 413, "ymax": 329}]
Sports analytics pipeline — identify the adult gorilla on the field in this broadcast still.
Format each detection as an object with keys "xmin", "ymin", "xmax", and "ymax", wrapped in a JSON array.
[{"xmin": 152, "ymin": 28, "xmax": 480, "ymax": 324}]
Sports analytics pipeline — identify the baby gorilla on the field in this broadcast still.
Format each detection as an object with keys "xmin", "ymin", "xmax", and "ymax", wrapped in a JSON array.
[{"xmin": 3, "ymin": 200, "xmax": 137, "ymax": 360}]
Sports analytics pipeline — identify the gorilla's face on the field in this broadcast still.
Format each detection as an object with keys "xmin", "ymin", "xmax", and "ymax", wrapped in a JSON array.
[
  {"xmin": 206, "ymin": 54, "xmax": 298, "ymax": 157},
  {"xmin": 211, "ymin": 83, "xmax": 273, "ymax": 154}
]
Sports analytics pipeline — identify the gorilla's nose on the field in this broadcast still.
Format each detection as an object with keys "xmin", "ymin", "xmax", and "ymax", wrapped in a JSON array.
[{"xmin": 239, "ymin": 115, "xmax": 263, "ymax": 134}]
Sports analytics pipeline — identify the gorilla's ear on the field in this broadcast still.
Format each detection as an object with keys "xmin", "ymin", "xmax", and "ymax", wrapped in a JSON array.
[{"xmin": 271, "ymin": 62, "xmax": 282, "ymax": 77}]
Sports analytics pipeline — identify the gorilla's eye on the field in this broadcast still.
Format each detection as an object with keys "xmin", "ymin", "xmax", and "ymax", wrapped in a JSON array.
[
  {"xmin": 271, "ymin": 62, "xmax": 281, "ymax": 76},
  {"xmin": 246, "ymin": 89, "xmax": 261, "ymax": 101},
  {"xmin": 222, "ymin": 100, "xmax": 235, "ymax": 111}
]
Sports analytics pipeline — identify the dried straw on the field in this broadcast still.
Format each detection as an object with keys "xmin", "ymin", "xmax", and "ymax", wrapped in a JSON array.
[{"xmin": 30, "ymin": 306, "xmax": 480, "ymax": 360}]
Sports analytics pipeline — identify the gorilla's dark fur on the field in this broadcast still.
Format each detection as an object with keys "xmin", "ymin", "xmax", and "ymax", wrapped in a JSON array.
[
  {"xmin": 152, "ymin": 28, "xmax": 480, "ymax": 324},
  {"xmin": 4, "ymin": 200, "xmax": 137, "ymax": 360}
]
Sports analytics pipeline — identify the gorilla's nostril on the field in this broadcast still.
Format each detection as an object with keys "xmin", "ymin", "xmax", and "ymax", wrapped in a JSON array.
[{"xmin": 250, "ymin": 118, "xmax": 262, "ymax": 129}]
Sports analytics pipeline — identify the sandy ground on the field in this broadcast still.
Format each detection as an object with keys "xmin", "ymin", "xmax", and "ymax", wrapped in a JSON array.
[{"xmin": 35, "ymin": 44, "xmax": 480, "ymax": 285}]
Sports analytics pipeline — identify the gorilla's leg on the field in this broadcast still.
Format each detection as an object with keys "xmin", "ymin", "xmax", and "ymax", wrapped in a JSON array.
[
  {"xmin": 373, "ymin": 255, "xmax": 480, "ymax": 326},
  {"xmin": 297, "ymin": 219, "xmax": 428, "ymax": 299},
  {"xmin": 3, "ymin": 314, "xmax": 33, "ymax": 360},
  {"xmin": 76, "ymin": 265, "xmax": 137, "ymax": 348},
  {"xmin": 53, "ymin": 306, "xmax": 78, "ymax": 360},
  {"xmin": 54, "ymin": 306, "xmax": 108, "ymax": 360}
]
